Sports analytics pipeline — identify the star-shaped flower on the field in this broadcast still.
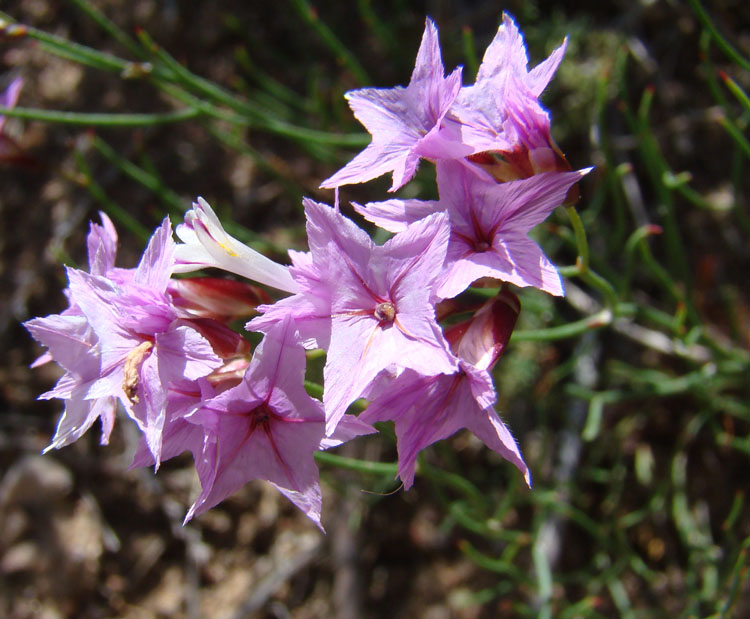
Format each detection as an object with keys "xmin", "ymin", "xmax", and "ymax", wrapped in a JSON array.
[
  {"xmin": 63, "ymin": 218, "xmax": 222, "ymax": 463},
  {"xmin": 249, "ymin": 199, "xmax": 457, "ymax": 435},
  {"xmin": 360, "ymin": 289, "xmax": 527, "ymax": 489},
  {"xmin": 320, "ymin": 18, "xmax": 468, "ymax": 192},
  {"xmin": 183, "ymin": 316, "xmax": 372, "ymax": 529},
  {"xmin": 435, "ymin": 161, "xmax": 590, "ymax": 298},
  {"xmin": 360, "ymin": 362, "xmax": 529, "ymax": 490},
  {"xmin": 445, "ymin": 13, "xmax": 571, "ymax": 180}
]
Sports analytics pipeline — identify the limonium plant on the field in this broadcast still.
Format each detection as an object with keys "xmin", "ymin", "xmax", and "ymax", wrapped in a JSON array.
[{"xmin": 25, "ymin": 14, "xmax": 589, "ymax": 530}]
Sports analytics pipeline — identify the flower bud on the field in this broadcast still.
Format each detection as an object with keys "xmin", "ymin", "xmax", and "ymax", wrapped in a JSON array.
[
  {"xmin": 168, "ymin": 277, "xmax": 271, "ymax": 321},
  {"xmin": 444, "ymin": 288, "xmax": 520, "ymax": 370}
]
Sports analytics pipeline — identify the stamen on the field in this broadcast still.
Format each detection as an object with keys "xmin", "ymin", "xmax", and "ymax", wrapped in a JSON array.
[{"xmin": 374, "ymin": 301, "xmax": 396, "ymax": 323}]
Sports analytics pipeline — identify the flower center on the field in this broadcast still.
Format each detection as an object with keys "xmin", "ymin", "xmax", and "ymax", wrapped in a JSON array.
[
  {"xmin": 374, "ymin": 301, "xmax": 396, "ymax": 323},
  {"xmin": 474, "ymin": 239, "xmax": 491, "ymax": 252}
]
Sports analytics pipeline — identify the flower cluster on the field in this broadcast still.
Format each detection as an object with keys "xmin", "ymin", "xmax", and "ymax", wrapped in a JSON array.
[{"xmin": 26, "ymin": 14, "xmax": 589, "ymax": 529}]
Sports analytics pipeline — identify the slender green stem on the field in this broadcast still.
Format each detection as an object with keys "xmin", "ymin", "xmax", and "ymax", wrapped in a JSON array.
[
  {"xmin": 289, "ymin": 0, "xmax": 371, "ymax": 85},
  {"xmin": 719, "ymin": 72, "xmax": 750, "ymax": 114},
  {"xmin": 687, "ymin": 0, "xmax": 750, "ymax": 71},
  {"xmin": 512, "ymin": 310, "xmax": 613, "ymax": 342},
  {"xmin": 0, "ymin": 15, "xmax": 129, "ymax": 73},
  {"xmin": 72, "ymin": 150, "xmax": 151, "ymax": 241},
  {"xmin": 313, "ymin": 451, "xmax": 399, "ymax": 476},
  {"xmin": 137, "ymin": 26, "xmax": 369, "ymax": 146},
  {"xmin": 717, "ymin": 113, "xmax": 750, "ymax": 159},
  {"xmin": 70, "ymin": 0, "xmax": 145, "ymax": 60},
  {"xmin": 566, "ymin": 205, "xmax": 590, "ymax": 269},
  {"xmin": 564, "ymin": 206, "xmax": 619, "ymax": 310},
  {"xmin": 3, "ymin": 13, "xmax": 369, "ymax": 147},
  {"xmin": 0, "ymin": 105, "xmax": 199, "ymax": 126}
]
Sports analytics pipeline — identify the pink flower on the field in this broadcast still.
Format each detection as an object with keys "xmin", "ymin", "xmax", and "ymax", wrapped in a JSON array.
[
  {"xmin": 250, "ymin": 199, "xmax": 457, "ymax": 435},
  {"xmin": 320, "ymin": 19, "xmax": 468, "ymax": 192},
  {"xmin": 361, "ymin": 363, "xmax": 529, "ymax": 490},
  {"xmin": 445, "ymin": 13, "xmax": 571, "ymax": 181},
  {"xmin": 25, "ymin": 313, "xmax": 118, "ymax": 450},
  {"xmin": 435, "ymin": 161, "xmax": 590, "ymax": 298},
  {"xmin": 183, "ymin": 316, "xmax": 372, "ymax": 529},
  {"xmin": 28, "ymin": 218, "xmax": 223, "ymax": 464},
  {"xmin": 355, "ymin": 160, "xmax": 590, "ymax": 298},
  {"xmin": 360, "ymin": 290, "xmax": 528, "ymax": 489}
]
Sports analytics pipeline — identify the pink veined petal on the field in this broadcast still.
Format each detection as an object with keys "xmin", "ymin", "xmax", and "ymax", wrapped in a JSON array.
[
  {"xmin": 466, "ymin": 407, "xmax": 531, "ymax": 487},
  {"xmin": 474, "ymin": 13, "xmax": 529, "ymax": 89},
  {"xmin": 134, "ymin": 217, "xmax": 175, "ymax": 292},
  {"xmin": 351, "ymin": 198, "xmax": 443, "ymax": 234},
  {"xmin": 320, "ymin": 18, "xmax": 464, "ymax": 191},
  {"xmin": 87, "ymin": 212, "xmax": 119, "ymax": 276},
  {"xmin": 500, "ymin": 169, "xmax": 591, "ymax": 230},
  {"xmin": 526, "ymin": 37, "xmax": 568, "ymax": 97},
  {"xmin": 42, "ymin": 391, "xmax": 117, "ymax": 452}
]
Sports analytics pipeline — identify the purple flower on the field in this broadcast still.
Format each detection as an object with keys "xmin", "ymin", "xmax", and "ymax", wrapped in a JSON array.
[
  {"xmin": 182, "ymin": 316, "xmax": 372, "ymax": 529},
  {"xmin": 435, "ymin": 161, "xmax": 590, "ymax": 298},
  {"xmin": 28, "ymin": 218, "xmax": 223, "ymax": 463},
  {"xmin": 25, "ymin": 313, "xmax": 118, "ymax": 450},
  {"xmin": 445, "ymin": 13, "xmax": 571, "ymax": 181},
  {"xmin": 360, "ymin": 362, "xmax": 529, "ymax": 490},
  {"xmin": 320, "ymin": 18, "xmax": 468, "ymax": 192},
  {"xmin": 354, "ymin": 160, "xmax": 590, "ymax": 299},
  {"xmin": 26, "ymin": 212, "xmax": 128, "ymax": 448},
  {"xmin": 361, "ymin": 289, "xmax": 528, "ymax": 489},
  {"xmin": 250, "ymin": 199, "xmax": 457, "ymax": 435}
]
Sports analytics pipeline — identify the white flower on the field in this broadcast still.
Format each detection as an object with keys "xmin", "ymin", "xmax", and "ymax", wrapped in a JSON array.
[{"xmin": 174, "ymin": 197, "xmax": 299, "ymax": 294}]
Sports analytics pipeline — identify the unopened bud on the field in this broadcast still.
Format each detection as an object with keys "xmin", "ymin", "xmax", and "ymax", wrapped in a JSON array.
[
  {"xmin": 177, "ymin": 317, "xmax": 251, "ymax": 359},
  {"xmin": 444, "ymin": 288, "xmax": 520, "ymax": 370},
  {"xmin": 169, "ymin": 277, "xmax": 271, "ymax": 321}
]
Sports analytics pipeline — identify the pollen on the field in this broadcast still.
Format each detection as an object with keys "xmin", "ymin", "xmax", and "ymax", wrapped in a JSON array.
[
  {"xmin": 219, "ymin": 241, "xmax": 239, "ymax": 257},
  {"xmin": 374, "ymin": 301, "xmax": 396, "ymax": 323}
]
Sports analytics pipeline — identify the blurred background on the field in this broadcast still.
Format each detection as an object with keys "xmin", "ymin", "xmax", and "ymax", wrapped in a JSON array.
[{"xmin": 1, "ymin": 1, "xmax": 749, "ymax": 617}]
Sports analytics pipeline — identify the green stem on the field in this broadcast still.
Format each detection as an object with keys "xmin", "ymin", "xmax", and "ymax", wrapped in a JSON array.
[
  {"xmin": 565, "ymin": 206, "xmax": 619, "ymax": 310},
  {"xmin": 687, "ymin": 0, "xmax": 750, "ymax": 71},
  {"xmin": 1, "ymin": 16, "xmax": 128, "ymax": 72},
  {"xmin": 512, "ymin": 310, "xmax": 613, "ymax": 342},
  {"xmin": 289, "ymin": 0, "xmax": 371, "ymax": 85},
  {"xmin": 0, "ymin": 105, "xmax": 199, "ymax": 126},
  {"xmin": 313, "ymin": 451, "xmax": 399, "ymax": 476},
  {"xmin": 72, "ymin": 150, "xmax": 150, "ymax": 241},
  {"xmin": 70, "ymin": 0, "xmax": 145, "ymax": 60},
  {"xmin": 566, "ymin": 205, "xmax": 590, "ymax": 269}
]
